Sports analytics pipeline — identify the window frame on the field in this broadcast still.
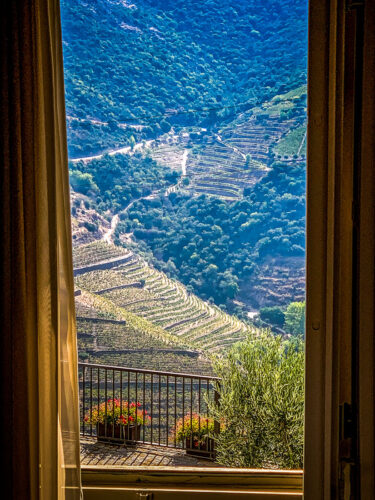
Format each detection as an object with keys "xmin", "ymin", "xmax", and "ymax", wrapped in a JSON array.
[{"xmin": 74, "ymin": 0, "xmax": 375, "ymax": 497}]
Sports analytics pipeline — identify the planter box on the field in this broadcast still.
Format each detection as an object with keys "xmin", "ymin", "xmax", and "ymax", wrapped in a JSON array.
[
  {"xmin": 97, "ymin": 423, "xmax": 141, "ymax": 444},
  {"xmin": 185, "ymin": 436, "xmax": 215, "ymax": 459}
]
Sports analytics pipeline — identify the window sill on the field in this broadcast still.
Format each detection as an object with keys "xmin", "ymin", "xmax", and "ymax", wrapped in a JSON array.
[{"xmin": 81, "ymin": 466, "xmax": 303, "ymax": 499}]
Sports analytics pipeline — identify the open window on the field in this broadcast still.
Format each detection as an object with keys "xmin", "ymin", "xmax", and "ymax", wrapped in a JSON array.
[
  {"xmin": 2, "ymin": 0, "xmax": 375, "ymax": 498},
  {"xmin": 62, "ymin": 0, "xmax": 307, "ymax": 483}
]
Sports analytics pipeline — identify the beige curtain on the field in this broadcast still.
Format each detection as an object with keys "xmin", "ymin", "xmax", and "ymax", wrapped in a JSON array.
[{"xmin": 0, "ymin": 1, "xmax": 81, "ymax": 498}]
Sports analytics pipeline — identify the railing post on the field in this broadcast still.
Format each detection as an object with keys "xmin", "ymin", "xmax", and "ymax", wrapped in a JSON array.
[{"xmin": 213, "ymin": 382, "xmax": 221, "ymax": 452}]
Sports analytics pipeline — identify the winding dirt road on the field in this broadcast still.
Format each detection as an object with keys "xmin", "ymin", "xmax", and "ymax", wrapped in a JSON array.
[
  {"xmin": 102, "ymin": 146, "xmax": 189, "ymax": 244},
  {"xmin": 102, "ymin": 214, "xmax": 119, "ymax": 244},
  {"xmin": 71, "ymin": 140, "xmax": 154, "ymax": 164}
]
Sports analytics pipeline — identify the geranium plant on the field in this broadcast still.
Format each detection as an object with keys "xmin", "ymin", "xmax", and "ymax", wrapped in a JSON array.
[
  {"xmin": 173, "ymin": 413, "xmax": 215, "ymax": 445},
  {"xmin": 84, "ymin": 398, "xmax": 151, "ymax": 427}
]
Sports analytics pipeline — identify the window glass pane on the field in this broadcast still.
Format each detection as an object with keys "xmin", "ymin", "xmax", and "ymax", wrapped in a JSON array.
[{"xmin": 61, "ymin": 0, "xmax": 307, "ymax": 470}]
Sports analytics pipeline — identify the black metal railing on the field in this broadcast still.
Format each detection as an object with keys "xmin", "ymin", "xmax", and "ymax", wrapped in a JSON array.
[{"xmin": 78, "ymin": 362, "xmax": 220, "ymax": 458}]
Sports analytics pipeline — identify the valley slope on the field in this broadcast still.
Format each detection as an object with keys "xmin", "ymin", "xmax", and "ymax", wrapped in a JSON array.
[
  {"xmin": 62, "ymin": 0, "xmax": 308, "ymax": 371},
  {"xmin": 74, "ymin": 241, "xmax": 255, "ymax": 373}
]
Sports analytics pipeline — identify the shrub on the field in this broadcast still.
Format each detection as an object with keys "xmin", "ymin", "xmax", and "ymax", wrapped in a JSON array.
[
  {"xmin": 69, "ymin": 170, "xmax": 99, "ymax": 195},
  {"xmin": 83, "ymin": 221, "xmax": 98, "ymax": 232},
  {"xmin": 210, "ymin": 332, "xmax": 304, "ymax": 469},
  {"xmin": 259, "ymin": 306, "xmax": 285, "ymax": 327},
  {"xmin": 284, "ymin": 301, "xmax": 305, "ymax": 336}
]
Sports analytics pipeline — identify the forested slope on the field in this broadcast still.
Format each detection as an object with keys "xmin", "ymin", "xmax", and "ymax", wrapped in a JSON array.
[
  {"xmin": 62, "ymin": 0, "xmax": 308, "ymax": 315},
  {"xmin": 61, "ymin": 0, "xmax": 307, "ymax": 156}
]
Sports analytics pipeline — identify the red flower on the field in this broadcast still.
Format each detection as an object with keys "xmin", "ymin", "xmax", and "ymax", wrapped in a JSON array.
[{"xmin": 129, "ymin": 416, "xmax": 134, "ymax": 422}]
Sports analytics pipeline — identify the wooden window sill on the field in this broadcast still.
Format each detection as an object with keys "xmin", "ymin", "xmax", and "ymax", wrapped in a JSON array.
[{"xmin": 81, "ymin": 466, "xmax": 303, "ymax": 499}]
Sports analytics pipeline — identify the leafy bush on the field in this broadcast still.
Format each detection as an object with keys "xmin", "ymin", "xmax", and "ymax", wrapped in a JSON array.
[
  {"xmin": 210, "ymin": 332, "xmax": 304, "ymax": 468},
  {"xmin": 69, "ymin": 170, "xmax": 98, "ymax": 195},
  {"xmin": 284, "ymin": 301, "xmax": 305, "ymax": 336},
  {"xmin": 83, "ymin": 221, "xmax": 98, "ymax": 232},
  {"xmin": 259, "ymin": 306, "xmax": 285, "ymax": 327}
]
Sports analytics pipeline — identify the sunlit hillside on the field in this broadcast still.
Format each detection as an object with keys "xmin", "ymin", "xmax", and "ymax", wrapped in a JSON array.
[
  {"xmin": 74, "ymin": 241, "xmax": 256, "ymax": 372},
  {"xmin": 63, "ymin": 0, "xmax": 308, "ymax": 365}
]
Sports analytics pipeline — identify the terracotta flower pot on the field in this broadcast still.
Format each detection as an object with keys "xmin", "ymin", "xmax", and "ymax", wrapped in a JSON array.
[{"xmin": 96, "ymin": 422, "xmax": 141, "ymax": 444}]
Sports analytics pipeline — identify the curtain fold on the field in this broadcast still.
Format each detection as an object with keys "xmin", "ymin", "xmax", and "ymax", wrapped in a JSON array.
[{"xmin": 0, "ymin": 1, "xmax": 81, "ymax": 498}]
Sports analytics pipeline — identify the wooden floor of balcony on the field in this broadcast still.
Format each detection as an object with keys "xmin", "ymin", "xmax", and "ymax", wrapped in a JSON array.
[{"xmin": 80, "ymin": 436, "xmax": 220, "ymax": 467}]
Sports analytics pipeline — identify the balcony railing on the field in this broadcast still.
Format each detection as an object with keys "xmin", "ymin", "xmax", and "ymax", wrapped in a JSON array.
[{"xmin": 78, "ymin": 362, "xmax": 220, "ymax": 459}]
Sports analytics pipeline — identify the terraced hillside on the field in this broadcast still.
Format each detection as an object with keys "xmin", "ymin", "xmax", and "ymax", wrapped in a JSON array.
[
  {"xmin": 220, "ymin": 115, "xmax": 298, "ymax": 163},
  {"xmin": 219, "ymin": 86, "xmax": 307, "ymax": 164},
  {"xmin": 76, "ymin": 309, "xmax": 213, "ymax": 375},
  {"xmin": 74, "ymin": 241, "xmax": 253, "ymax": 369},
  {"xmin": 73, "ymin": 241, "xmax": 132, "ymax": 271},
  {"xmin": 185, "ymin": 138, "xmax": 268, "ymax": 200},
  {"xmin": 143, "ymin": 87, "xmax": 306, "ymax": 201},
  {"xmin": 149, "ymin": 133, "xmax": 190, "ymax": 172},
  {"xmin": 237, "ymin": 256, "xmax": 305, "ymax": 310}
]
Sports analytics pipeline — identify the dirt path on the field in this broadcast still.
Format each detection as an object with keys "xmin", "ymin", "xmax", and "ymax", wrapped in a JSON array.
[
  {"xmin": 103, "ymin": 182, "xmax": 176, "ymax": 245},
  {"xmin": 164, "ymin": 149, "xmax": 189, "ymax": 196},
  {"xmin": 79, "ymin": 133, "xmax": 189, "ymax": 245},
  {"xmin": 181, "ymin": 149, "xmax": 188, "ymax": 175},
  {"xmin": 102, "ymin": 214, "xmax": 119, "ymax": 244},
  {"xmin": 297, "ymin": 130, "xmax": 307, "ymax": 156},
  {"xmin": 71, "ymin": 140, "xmax": 154, "ymax": 164},
  {"xmin": 215, "ymin": 134, "xmax": 246, "ymax": 160}
]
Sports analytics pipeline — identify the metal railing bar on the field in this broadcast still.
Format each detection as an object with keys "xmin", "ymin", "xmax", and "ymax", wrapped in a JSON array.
[
  {"xmin": 198, "ymin": 378, "xmax": 201, "ymax": 433},
  {"xmin": 82, "ymin": 366, "xmax": 86, "ymax": 435},
  {"xmin": 150, "ymin": 373, "xmax": 153, "ymax": 444},
  {"xmin": 143, "ymin": 372, "xmax": 146, "ymax": 443},
  {"xmin": 182, "ymin": 377, "xmax": 185, "ymax": 447},
  {"xmin": 97, "ymin": 367, "xmax": 100, "ymax": 435},
  {"xmin": 190, "ymin": 377, "xmax": 193, "ymax": 449},
  {"xmin": 89, "ymin": 367, "xmax": 93, "ymax": 436},
  {"xmin": 166, "ymin": 375, "xmax": 169, "ymax": 447},
  {"xmin": 135, "ymin": 371, "xmax": 138, "ymax": 436},
  {"xmin": 112, "ymin": 369, "xmax": 115, "ymax": 438},
  {"xmin": 120, "ymin": 370, "xmax": 123, "ymax": 421},
  {"xmin": 78, "ymin": 362, "xmax": 220, "ymax": 381},
  {"xmin": 127, "ymin": 371, "xmax": 130, "ymax": 435},
  {"xmin": 174, "ymin": 376, "xmax": 177, "ymax": 448},
  {"xmin": 158, "ymin": 374, "xmax": 161, "ymax": 445}
]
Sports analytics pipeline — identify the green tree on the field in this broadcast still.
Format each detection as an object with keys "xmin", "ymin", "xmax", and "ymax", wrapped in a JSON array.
[
  {"xmin": 259, "ymin": 306, "xmax": 285, "ymax": 327},
  {"xmin": 284, "ymin": 301, "xmax": 305, "ymax": 335},
  {"xmin": 210, "ymin": 332, "xmax": 304, "ymax": 469},
  {"xmin": 219, "ymin": 271, "xmax": 239, "ymax": 300},
  {"xmin": 245, "ymin": 154, "xmax": 251, "ymax": 169},
  {"xmin": 69, "ymin": 170, "xmax": 99, "ymax": 195}
]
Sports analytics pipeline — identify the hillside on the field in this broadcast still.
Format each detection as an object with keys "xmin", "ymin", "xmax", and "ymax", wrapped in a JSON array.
[
  {"xmin": 74, "ymin": 241, "xmax": 256, "ymax": 372},
  {"xmin": 113, "ymin": 88, "xmax": 306, "ymax": 312},
  {"xmin": 61, "ymin": 0, "xmax": 307, "ymax": 157},
  {"xmin": 62, "ymin": 0, "xmax": 307, "ymax": 325}
]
